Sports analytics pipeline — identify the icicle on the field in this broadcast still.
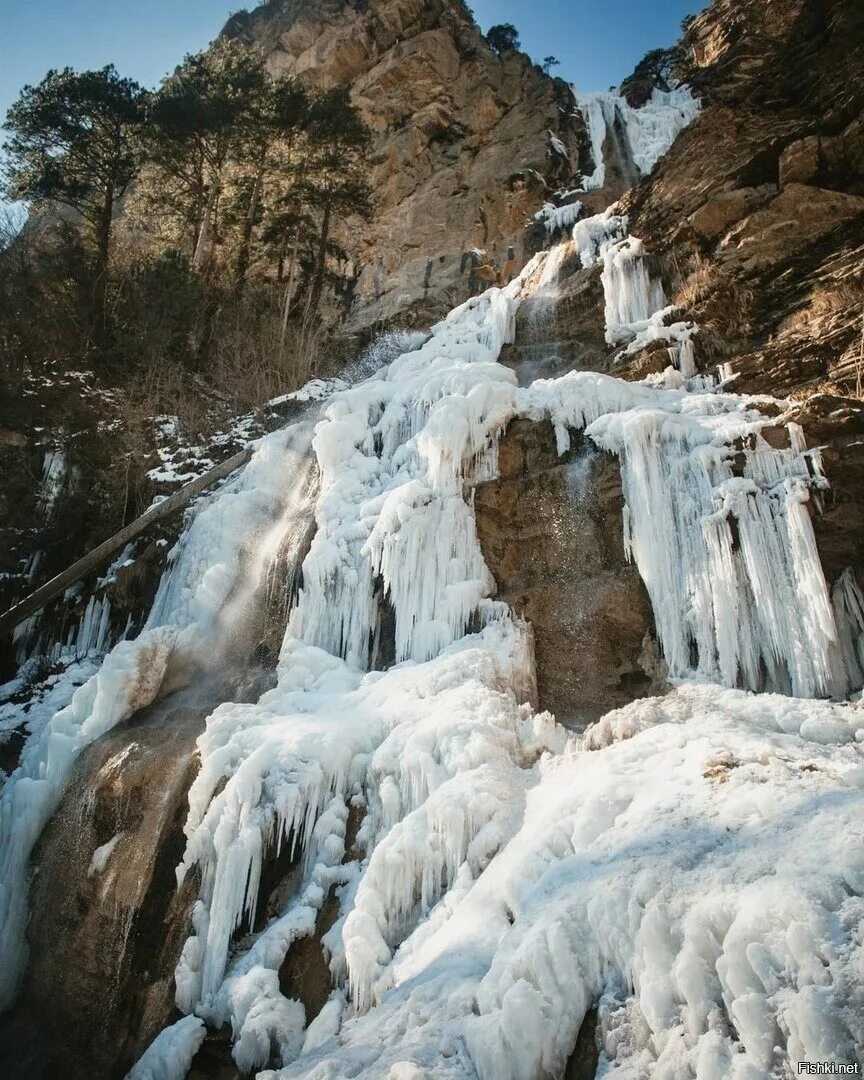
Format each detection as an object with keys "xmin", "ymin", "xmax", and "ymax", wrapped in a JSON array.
[{"xmin": 601, "ymin": 238, "xmax": 667, "ymax": 344}]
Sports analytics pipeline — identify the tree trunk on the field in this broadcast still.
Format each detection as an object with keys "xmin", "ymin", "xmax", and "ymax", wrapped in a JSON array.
[
  {"xmin": 279, "ymin": 234, "xmax": 301, "ymax": 353},
  {"xmin": 309, "ymin": 199, "xmax": 332, "ymax": 317},
  {"xmin": 234, "ymin": 156, "xmax": 265, "ymax": 293},
  {"xmin": 91, "ymin": 180, "xmax": 114, "ymax": 343},
  {"xmin": 277, "ymin": 235, "xmax": 287, "ymax": 283},
  {"xmin": 194, "ymin": 177, "xmax": 220, "ymax": 275}
]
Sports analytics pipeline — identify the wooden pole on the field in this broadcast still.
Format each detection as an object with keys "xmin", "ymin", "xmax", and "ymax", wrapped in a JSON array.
[{"xmin": 0, "ymin": 447, "xmax": 253, "ymax": 635}]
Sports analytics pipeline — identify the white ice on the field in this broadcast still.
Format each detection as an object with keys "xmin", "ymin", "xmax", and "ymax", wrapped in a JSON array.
[
  {"xmin": 576, "ymin": 87, "xmax": 701, "ymax": 190},
  {"xmin": 0, "ymin": 423, "xmax": 315, "ymax": 1007},
  {"xmin": 6, "ymin": 190, "xmax": 861, "ymax": 1080}
]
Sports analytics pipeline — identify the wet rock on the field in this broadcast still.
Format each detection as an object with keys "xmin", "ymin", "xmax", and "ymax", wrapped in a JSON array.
[
  {"xmin": 0, "ymin": 693, "xmax": 213, "ymax": 1080},
  {"xmin": 475, "ymin": 420, "xmax": 665, "ymax": 729}
]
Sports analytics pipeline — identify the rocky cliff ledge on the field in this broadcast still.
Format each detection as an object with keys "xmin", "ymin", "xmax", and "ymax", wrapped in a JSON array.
[{"xmin": 228, "ymin": 0, "xmax": 584, "ymax": 329}]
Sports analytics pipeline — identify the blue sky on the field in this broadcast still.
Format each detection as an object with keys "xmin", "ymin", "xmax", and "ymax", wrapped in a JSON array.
[{"xmin": 1, "ymin": 0, "xmax": 699, "ymax": 131}]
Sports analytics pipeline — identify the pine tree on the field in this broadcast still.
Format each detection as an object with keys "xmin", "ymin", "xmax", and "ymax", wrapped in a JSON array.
[
  {"xmin": 2, "ymin": 65, "xmax": 146, "ymax": 334},
  {"xmin": 145, "ymin": 40, "xmax": 269, "ymax": 273},
  {"xmin": 486, "ymin": 24, "xmax": 521, "ymax": 55},
  {"xmin": 300, "ymin": 88, "xmax": 371, "ymax": 315},
  {"xmin": 230, "ymin": 76, "xmax": 309, "ymax": 291}
]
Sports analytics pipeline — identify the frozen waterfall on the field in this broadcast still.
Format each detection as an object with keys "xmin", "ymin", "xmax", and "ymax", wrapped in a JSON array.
[
  {"xmin": 576, "ymin": 87, "xmax": 701, "ymax": 190},
  {"xmin": 2, "ymin": 212, "xmax": 862, "ymax": 1080}
]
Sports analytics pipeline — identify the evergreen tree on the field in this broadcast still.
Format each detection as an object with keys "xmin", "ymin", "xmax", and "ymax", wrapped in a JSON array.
[
  {"xmin": 145, "ymin": 40, "xmax": 269, "ymax": 272},
  {"xmin": 300, "ymin": 87, "xmax": 371, "ymax": 315},
  {"xmin": 2, "ymin": 65, "xmax": 146, "ymax": 333},
  {"xmin": 486, "ymin": 24, "xmax": 521, "ymax": 55},
  {"xmin": 229, "ymin": 75, "xmax": 309, "ymax": 290}
]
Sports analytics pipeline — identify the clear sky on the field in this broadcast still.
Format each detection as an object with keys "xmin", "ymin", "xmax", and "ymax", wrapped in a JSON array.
[{"xmin": 1, "ymin": 0, "xmax": 700, "ymax": 131}]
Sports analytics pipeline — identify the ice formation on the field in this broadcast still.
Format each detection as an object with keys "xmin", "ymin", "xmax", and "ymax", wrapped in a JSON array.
[
  {"xmin": 127, "ymin": 1014, "xmax": 207, "ymax": 1080},
  {"xmin": 5, "ymin": 182, "xmax": 864, "ymax": 1079},
  {"xmin": 132, "ymin": 227, "xmax": 863, "ymax": 1077},
  {"xmin": 576, "ymin": 87, "xmax": 701, "ymax": 190},
  {"xmin": 533, "ymin": 199, "xmax": 583, "ymax": 237},
  {"xmin": 0, "ymin": 423, "xmax": 318, "ymax": 1006}
]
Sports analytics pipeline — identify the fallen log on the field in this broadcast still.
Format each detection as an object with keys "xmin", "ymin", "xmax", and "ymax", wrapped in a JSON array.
[{"xmin": 0, "ymin": 446, "xmax": 253, "ymax": 634}]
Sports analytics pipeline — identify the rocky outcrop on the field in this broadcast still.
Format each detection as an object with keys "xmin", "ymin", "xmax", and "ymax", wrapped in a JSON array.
[
  {"xmin": 475, "ymin": 420, "xmax": 665, "ymax": 729},
  {"xmin": 622, "ymin": 0, "xmax": 864, "ymax": 587},
  {"xmin": 230, "ymin": 0, "xmax": 584, "ymax": 329},
  {"xmin": 0, "ymin": 696, "xmax": 209, "ymax": 1080}
]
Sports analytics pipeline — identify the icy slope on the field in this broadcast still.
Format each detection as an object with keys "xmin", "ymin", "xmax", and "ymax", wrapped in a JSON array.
[
  {"xmin": 0, "ymin": 423, "xmax": 317, "ymax": 1007},
  {"xmin": 264, "ymin": 682, "xmax": 863, "ymax": 1080},
  {"xmin": 130, "ymin": 227, "xmax": 863, "ymax": 1078}
]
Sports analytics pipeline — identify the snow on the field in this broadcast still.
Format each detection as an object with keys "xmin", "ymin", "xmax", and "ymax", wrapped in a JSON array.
[
  {"xmin": 267, "ymin": 378, "xmax": 349, "ymax": 408},
  {"xmin": 88, "ymin": 832, "xmax": 122, "ymax": 876},
  {"xmin": 548, "ymin": 131, "xmax": 569, "ymax": 158},
  {"xmin": 0, "ymin": 658, "xmax": 98, "ymax": 750},
  {"xmin": 127, "ymin": 1014, "xmax": 206, "ymax": 1080},
  {"xmin": 576, "ymin": 87, "xmax": 701, "ymax": 190}
]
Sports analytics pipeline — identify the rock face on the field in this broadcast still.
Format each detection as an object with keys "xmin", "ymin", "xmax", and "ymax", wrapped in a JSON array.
[
  {"xmin": 2, "ymin": 0, "xmax": 864, "ymax": 1073},
  {"xmin": 230, "ymin": 0, "xmax": 584, "ymax": 330},
  {"xmin": 475, "ymin": 420, "xmax": 664, "ymax": 729},
  {"xmin": 0, "ymin": 695, "xmax": 210, "ymax": 1080},
  {"xmin": 623, "ymin": 0, "xmax": 864, "ymax": 587}
]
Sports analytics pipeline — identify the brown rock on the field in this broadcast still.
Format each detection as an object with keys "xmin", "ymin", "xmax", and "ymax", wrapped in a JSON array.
[
  {"xmin": 235, "ymin": 0, "xmax": 581, "ymax": 330},
  {"xmin": 474, "ymin": 420, "xmax": 665, "ymax": 729},
  {"xmin": 779, "ymin": 136, "xmax": 821, "ymax": 186},
  {"xmin": 0, "ymin": 696, "xmax": 211, "ymax": 1080},
  {"xmin": 719, "ymin": 184, "xmax": 864, "ymax": 271},
  {"xmin": 688, "ymin": 185, "xmax": 775, "ymax": 239}
]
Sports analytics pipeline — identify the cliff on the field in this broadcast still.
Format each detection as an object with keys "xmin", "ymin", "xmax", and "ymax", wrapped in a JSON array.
[
  {"xmin": 227, "ymin": 0, "xmax": 585, "ymax": 329},
  {"xmin": 624, "ymin": 0, "xmax": 864, "ymax": 577}
]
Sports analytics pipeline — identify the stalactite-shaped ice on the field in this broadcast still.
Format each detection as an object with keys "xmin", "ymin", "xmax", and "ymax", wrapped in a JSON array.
[
  {"xmin": 520, "ymin": 369, "xmax": 845, "ymax": 696},
  {"xmin": 601, "ymin": 237, "xmax": 667, "ymax": 344},
  {"xmin": 287, "ymin": 287, "xmax": 520, "ymax": 669},
  {"xmin": 9, "ymin": 218, "xmax": 860, "ymax": 1080}
]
